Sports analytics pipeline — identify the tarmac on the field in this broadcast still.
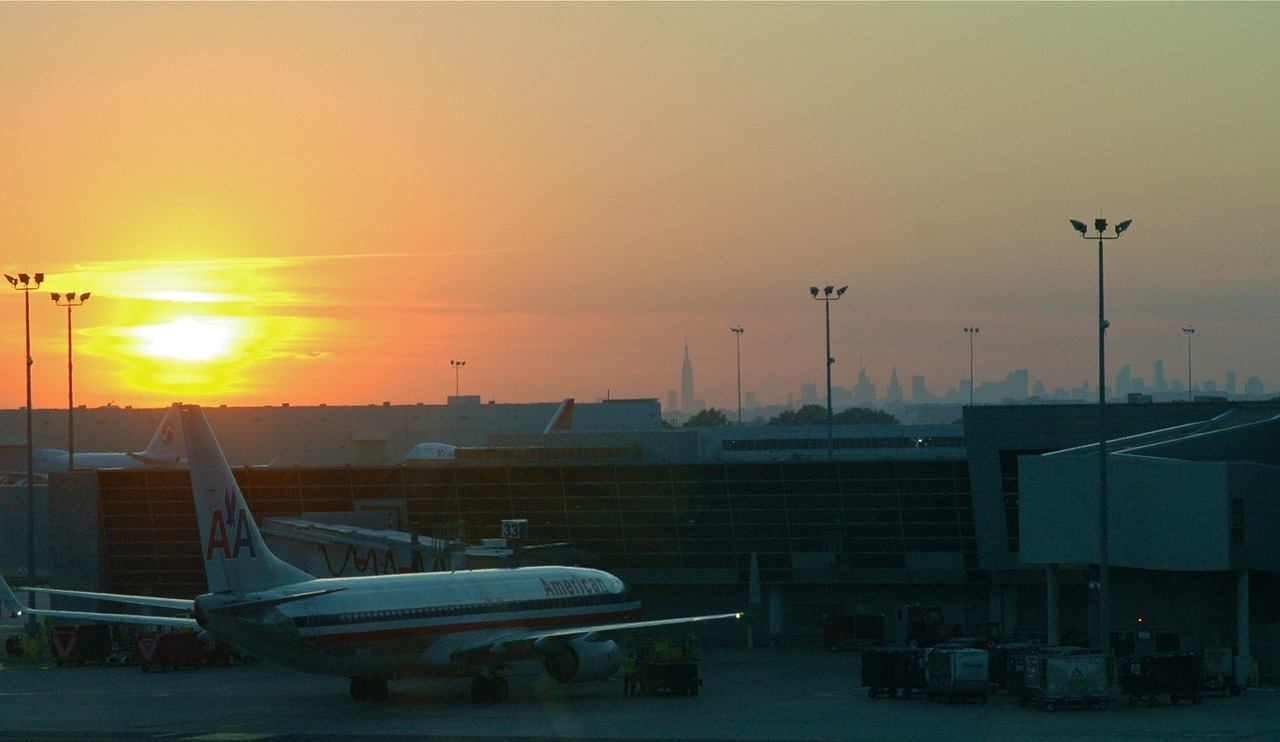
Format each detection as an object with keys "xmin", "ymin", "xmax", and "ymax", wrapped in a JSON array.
[{"xmin": 4, "ymin": 644, "xmax": 1280, "ymax": 742}]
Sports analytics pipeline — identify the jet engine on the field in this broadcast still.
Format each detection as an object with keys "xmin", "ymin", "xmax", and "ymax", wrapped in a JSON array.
[{"xmin": 543, "ymin": 637, "xmax": 623, "ymax": 683}]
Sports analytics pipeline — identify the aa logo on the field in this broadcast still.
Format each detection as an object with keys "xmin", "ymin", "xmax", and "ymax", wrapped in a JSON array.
[
  {"xmin": 205, "ymin": 490, "xmax": 257, "ymax": 561},
  {"xmin": 160, "ymin": 422, "xmax": 174, "ymax": 445}
]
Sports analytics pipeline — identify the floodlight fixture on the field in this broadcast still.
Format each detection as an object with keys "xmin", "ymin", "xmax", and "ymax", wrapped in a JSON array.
[
  {"xmin": 1069, "ymin": 220, "xmax": 1088, "ymax": 236},
  {"xmin": 1115, "ymin": 219, "xmax": 1132, "ymax": 236},
  {"xmin": 808, "ymin": 282, "xmax": 848, "ymax": 459}
]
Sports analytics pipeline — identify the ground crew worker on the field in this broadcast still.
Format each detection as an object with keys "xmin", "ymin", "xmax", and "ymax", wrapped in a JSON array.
[{"xmin": 623, "ymin": 652, "xmax": 638, "ymax": 696}]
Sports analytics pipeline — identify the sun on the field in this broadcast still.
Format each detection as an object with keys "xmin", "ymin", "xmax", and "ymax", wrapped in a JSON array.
[{"xmin": 137, "ymin": 318, "xmax": 235, "ymax": 361}]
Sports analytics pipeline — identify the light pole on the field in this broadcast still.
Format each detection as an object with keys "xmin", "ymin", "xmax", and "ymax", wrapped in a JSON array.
[
  {"xmin": 730, "ymin": 327, "xmax": 744, "ymax": 425},
  {"xmin": 1182, "ymin": 326, "xmax": 1195, "ymax": 402},
  {"xmin": 52, "ymin": 292, "xmax": 91, "ymax": 469},
  {"xmin": 964, "ymin": 326, "xmax": 979, "ymax": 406},
  {"xmin": 1069, "ymin": 216, "xmax": 1132, "ymax": 655},
  {"xmin": 809, "ymin": 285, "xmax": 847, "ymax": 459},
  {"xmin": 6, "ymin": 272, "xmax": 44, "ymax": 611},
  {"xmin": 450, "ymin": 359, "xmax": 466, "ymax": 398}
]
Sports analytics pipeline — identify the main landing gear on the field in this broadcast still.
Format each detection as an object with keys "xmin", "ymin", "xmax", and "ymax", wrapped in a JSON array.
[
  {"xmin": 470, "ymin": 672, "xmax": 510, "ymax": 703},
  {"xmin": 350, "ymin": 675, "xmax": 389, "ymax": 702}
]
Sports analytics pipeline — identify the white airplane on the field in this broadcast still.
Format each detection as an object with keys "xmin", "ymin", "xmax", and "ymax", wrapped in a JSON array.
[
  {"xmin": 1, "ymin": 404, "xmax": 739, "ymax": 703},
  {"xmin": 401, "ymin": 398, "xmax": 575, "ymax": 465},
  {"xmin": 32, "ymin": 402, "xmax": 185, "ymax": 472}
]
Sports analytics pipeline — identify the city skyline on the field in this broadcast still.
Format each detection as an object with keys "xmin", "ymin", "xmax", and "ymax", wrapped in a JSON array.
[
  {"xmin": 2, "ymin": 4, "xmax": 1276, "ymax": 411},
  {"xmin": 669, "ymin": 338, "xmax": 1270, "ymax": 420}
]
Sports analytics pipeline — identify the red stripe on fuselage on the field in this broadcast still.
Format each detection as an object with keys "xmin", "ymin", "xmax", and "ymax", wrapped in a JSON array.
[{"xmin": 301, "ymin": 605, "xmax": 642, "ymax": 645}]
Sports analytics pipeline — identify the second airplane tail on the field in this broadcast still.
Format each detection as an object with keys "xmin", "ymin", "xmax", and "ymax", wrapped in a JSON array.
[{"xmin": 180, "ymin": 405, "xmax": 313, "ymax": 594}]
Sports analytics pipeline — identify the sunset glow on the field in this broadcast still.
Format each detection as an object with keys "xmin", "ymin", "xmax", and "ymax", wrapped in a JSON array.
[
  {"xmin": 136, "ymin": 319, "xmax": 235, "ymax": 362},
  {"xmin": 1, "ymin": 3, "xmax": 1276, "ymax": 410}
]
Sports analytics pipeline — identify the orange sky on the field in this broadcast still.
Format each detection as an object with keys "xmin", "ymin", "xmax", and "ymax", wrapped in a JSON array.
[{"xmin": 2, "ymin": 3, "xmax": 1277, "ymax": 411}]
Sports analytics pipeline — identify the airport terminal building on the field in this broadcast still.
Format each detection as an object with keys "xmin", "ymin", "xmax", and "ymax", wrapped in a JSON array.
[{"xmin": 4, "ymin": 397, "xmax": 1280, "ymax": 682}]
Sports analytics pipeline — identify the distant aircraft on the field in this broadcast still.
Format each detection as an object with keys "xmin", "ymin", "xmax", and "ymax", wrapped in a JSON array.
[
  {"xmin": 32, "ymin": 402, "xmax": 185, "ymax": 472},
  {"xmin": 401, "ymin": 397, "xmax": 575, "ymax": 465},
  {"xmin": 1, "ymin": 403, "xmax": 738, "ymax": 703}
]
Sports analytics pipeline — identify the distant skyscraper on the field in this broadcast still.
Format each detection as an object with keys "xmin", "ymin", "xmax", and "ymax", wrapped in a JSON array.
[
  {"xmin": 911, "ymin": 375, "xmax": 936, "ymax": 404},
  {"xmin": 1153, "ymin": 360, "xmax": 1167, "ymax": 392},
  {"xmin": 1226, "ymin": 371, "xmax": 1237, "ymax": 396},
  {"xmin": 680, "ymin": 341, "xmax": 695, "ymax": 413},
  {"xmin": 886, "ymin": 367, "xmax": 903, "ymax": 404},
  {"xmin": 853, "ymin": 368, "xmax": 876, "ymax": 407},
  {"xmin": 666, "ymin": 389, "xmax": 678, "ymax": 413},
  {"xmin": 1008, "ymin": 369, "xmax": 1029, "ymax": 400},
  {"xmin": 1116, "ymin": 364, "xmax": 1132, "ymax": 399}
]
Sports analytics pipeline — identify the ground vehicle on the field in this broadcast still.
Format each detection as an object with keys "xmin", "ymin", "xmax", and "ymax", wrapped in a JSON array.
[
  {"xmin": 903, "ymin": 606, "xmax": 962, "ymax": 647},
  {"xmin": 822, "ymin": 613, "xmax": 887, "ymax": 651},
  {"xmin": 635, "ymin": 635, "xmax": 701, "ymax": 696}
]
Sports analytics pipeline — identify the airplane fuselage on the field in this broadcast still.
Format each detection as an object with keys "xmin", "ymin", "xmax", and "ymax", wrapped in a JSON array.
[{"xmin": 196, "ymin": 565, "xmax": 640, "ymax": 678}]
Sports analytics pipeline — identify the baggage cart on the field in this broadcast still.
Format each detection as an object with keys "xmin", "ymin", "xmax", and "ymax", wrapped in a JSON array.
[
  {"xmin": 635, "ymin": 635, "xmax": 701, "ymax": 696},
  {"xmin": 892, "ymin": 647, "xmax": 929, "ymax": 698},
  {"xmin": 925, "ymin": 647, "xmax": 989, "ymax": 703},
  {"xmin": 861, "ymin": 646, "xmax": 896, "ymax": 698},
  {"xmin": 861, "ymin": 646, "xmax": 927, "ymax": 698},
  {"xmin": 1121, "ymin": 651, "xmax": 1204, "ymax": 706},
  {"xmin": 1019, "ymin": 652, "xmax": 1110, "ymax": 711},
  {"xmin": 51, "ymin": 623, "xmax": 112, "ymax": 667},
  {"xmin": 987, "ymin": 641, "xmax": 1043, "ymax": 693},
  {"xmin": 139, "ymin": 631, "xmax": 205, "ymax": 672},
  {"xmin": 1201, "ymin": 647, "xmax": 1243, "ymax": 697}
]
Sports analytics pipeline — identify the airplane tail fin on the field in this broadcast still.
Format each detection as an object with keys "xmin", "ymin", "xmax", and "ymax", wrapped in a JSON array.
[
  {"xmin": 130, "ymin": 402, "xmax": 185, "ymax": 466},
  {"xmin": 543, "ymin": 398, "xmax": 574, "ymax": 434},
  {"xmin": 180, "ymin": 404, "xmax": 313, "ymax": 594}
]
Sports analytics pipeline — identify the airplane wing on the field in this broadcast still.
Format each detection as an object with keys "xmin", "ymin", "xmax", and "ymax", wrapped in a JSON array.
[
  {"xmin": 0, "ymin": 574, "xmax": 198, "ymax": 630},
  {"xmin": 448, "ymin": 611, "xmax": 743, "ymax": 664},
  {"xmin": 26, "ymin": 586, "xmax": 194, "ymax": 611}
]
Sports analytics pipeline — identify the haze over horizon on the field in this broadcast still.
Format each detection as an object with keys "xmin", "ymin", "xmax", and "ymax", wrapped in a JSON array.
[{"xmin": 2, "ymin": 3, "xmax": 1276, "ymax": 412}]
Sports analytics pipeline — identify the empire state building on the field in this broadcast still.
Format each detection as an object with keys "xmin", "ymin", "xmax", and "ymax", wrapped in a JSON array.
[{"xmin": 681, "ymin": 341, "xmax": 695, "ymax": 414}]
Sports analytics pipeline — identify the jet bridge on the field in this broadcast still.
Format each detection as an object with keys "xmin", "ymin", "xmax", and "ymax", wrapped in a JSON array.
[{"xmin": 260, "ymin": 517, "xmax": 519, "ymax": 578}]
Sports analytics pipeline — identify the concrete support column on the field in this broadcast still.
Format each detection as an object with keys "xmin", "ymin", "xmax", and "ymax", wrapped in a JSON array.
[
  {"xmin": 1046, "ymin": 563, "xmax": 1060, "ymax": 646},
  {"xmin": 1238, "ymin": 569, "xmax": 1253, "ymax": 686}
]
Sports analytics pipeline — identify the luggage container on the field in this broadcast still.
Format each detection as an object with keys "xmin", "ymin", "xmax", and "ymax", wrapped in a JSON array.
[
  {"xmin": 861, "ymin": 646, "xmax": 927, "ymax": 698},
  {"xmin": 51, "ymin": 624, "xmax": 112, "ymax": 667},
  {"xmin": 925, "ymin": 646, "xmax": 989, "ymax": 703},
  {"xmin": 1019, "ymin": 652, "xmax": 1110, "ymax": 711},
  {"xmin": 987, "ymin": 641, "xmax": 1043, "ymax": 693},
  {"xmin": 1121, "ymin": 651, "xmax": 1204, "ymax": 706},
  {"xmin": 138, "ymin": 631, "xmax": 205, "ymax": 672},
  {"xmin": 1201, "ymin": 647, "xmax": 1243, "ymax": 697},
  {"xmin": 635, "ymin": 635, "xmax": 702, "ymax": 696}
]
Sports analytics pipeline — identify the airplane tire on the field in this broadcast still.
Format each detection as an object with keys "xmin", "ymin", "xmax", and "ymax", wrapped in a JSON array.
[
  {"xmin": 350, "ymin": 677, "xmax": 370, "ymax": 702},
  {"xmin": 470, "ymin": 675, "xmax": 492, "ymax": 703},
  {"xmin": 369, "ymin": 676, "xmax": 389, "ymax": 702}
]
